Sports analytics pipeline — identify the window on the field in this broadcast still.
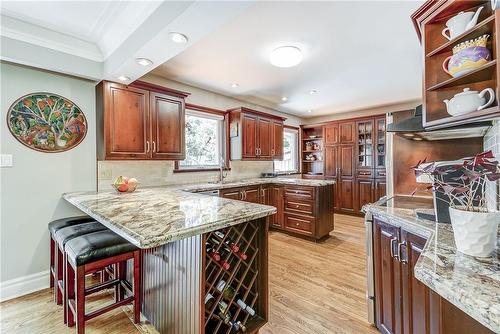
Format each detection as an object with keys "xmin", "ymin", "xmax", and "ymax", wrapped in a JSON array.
[
  {"xmin": 274, "ymin": 127, "xmax": 299, "ymax": 173},
  {"xmin": 178, "ymin": 110, "xmax": 225, "ymax": 170}
]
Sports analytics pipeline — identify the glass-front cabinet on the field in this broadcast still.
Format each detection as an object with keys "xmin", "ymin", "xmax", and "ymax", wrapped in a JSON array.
[
  {"xmin": 356, "ymin": 120, "xmax": 374, "ymax": 168},
  {"xmin": 375, "ymin": 117, "xmax": 386, "ymax": 169}
]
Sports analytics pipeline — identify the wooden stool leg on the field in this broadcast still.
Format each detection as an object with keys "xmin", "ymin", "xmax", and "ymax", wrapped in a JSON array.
[
  {"xmin": 50, "ymin": 235, "xmax": 55, "ymax": 288},
  {"xmin": 76, "ymin": 266, "xmax": 85, "ymax": 334},
  {"xmin": 55, "ymin": 245, "xmax": 64, "ymax": 305},
  {"xmin": 66, "ymin": 259, "xmax": 75, "ymax": 327},
  {"xmin": 63, "ymin": 251, "xmax": 68, "ymax": 324},
  {"xmin": 133, "ymin": 251, "xmax": 141, "ymax": 324}
]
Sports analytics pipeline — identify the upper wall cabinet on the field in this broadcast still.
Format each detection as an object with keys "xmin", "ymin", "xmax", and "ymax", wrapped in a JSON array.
[
  {"xmin": 96, "ymin": 81, "xmax": 189, "ymax": 160},
  {"xmin": 411, "ymin": 0, "xmax": 500, "ymax": 130},
  {"xmin": 228, "ymin": 107, "xmax": 286, "ymax": 161}
]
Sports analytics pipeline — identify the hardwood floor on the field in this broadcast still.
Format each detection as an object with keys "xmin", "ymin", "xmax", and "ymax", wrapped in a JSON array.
[{"xmin": 0, "ymin": 214, "xmax": 377, "ymax": 334}]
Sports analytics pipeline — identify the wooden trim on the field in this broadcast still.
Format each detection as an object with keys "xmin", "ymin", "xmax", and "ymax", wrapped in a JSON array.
[
  {"xmin": 129, "ymin": 80, "xmax": 190, "ymax": 98},
  {"xmin": 186, "ymin": 103, "xmax": 226, "ymax": 116},
  {"xmin": 410, "ymin": 0, "xmax": 442, "ymax": 41},
  {"xmin": 227, "ymin": 107, "xmax": 287, "ymax": 121}
]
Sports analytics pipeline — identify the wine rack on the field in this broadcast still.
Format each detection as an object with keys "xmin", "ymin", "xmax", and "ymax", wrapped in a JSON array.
[{"xmin": 203, "ymin": 219, "xmax": 267, "ymax": 334}]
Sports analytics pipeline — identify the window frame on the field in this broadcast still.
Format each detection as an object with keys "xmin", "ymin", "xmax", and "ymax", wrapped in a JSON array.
[
  {"xmin": 274, "ymin": 125, "xmax": 300, "ymax": 174},
  {"xmin": 174, "ymin": 104, "xmax": 230, "ymax": 173}
]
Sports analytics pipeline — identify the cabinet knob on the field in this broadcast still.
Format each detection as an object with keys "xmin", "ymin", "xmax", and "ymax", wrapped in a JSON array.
[
  {"xmin": 296, "ymin": 222, "xmax": 300, "ymax": 226},
  {"xmin": 296, "ymin": 205, "xmax": 300, "ymax": 208}
]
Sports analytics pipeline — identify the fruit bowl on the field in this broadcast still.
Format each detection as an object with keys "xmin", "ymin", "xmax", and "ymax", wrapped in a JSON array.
[{"xmin": 112, "ymin": 176, "xmax": 139, "ymax": 193}]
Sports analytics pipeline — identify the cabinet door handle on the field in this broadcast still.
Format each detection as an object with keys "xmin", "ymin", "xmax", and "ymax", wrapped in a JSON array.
[
  {"xmin": 244, "ymin": 191, "xmax": 247, "ymax": 200},
  {"xmin": 255, "ymin": 148, "xmax": 258, "ymax": 156},
  {"xmin": 390, "ymin": 237, "xmax": 398, "ymax": 260},
  {"xmin": 240, "ymin": 191, "xmax": 244, "ymax": 200},
  {"xmin": 152, "ymin": 141, "xmax": 156, "ymax": 153},
  {"xmin": 146, "ymin": 141, "xmax": 150, "ymax": 153},
  {"xmin": 398, "ymin": 242, "xmax": 407, "ymax": 264},
  {"xmin": 258, "ymin": 148, "xmax": 262, "ymax": 156}
]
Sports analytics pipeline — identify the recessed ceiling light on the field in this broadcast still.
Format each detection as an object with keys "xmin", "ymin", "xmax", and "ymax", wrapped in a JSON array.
[
  {"xmin": 169, "ymin": 32, "xmax": 188, "ymax": 44},
  {"xmin": 118, "ymin": 76, "xmax": 130, "ymax": 82},
  {"xmin": 231, "ymin": 83, "xmax": 239, "ymax": 88},
  {"xmin": 281, "ymin": 96, "xmax": 288, "ymax": 102},
  {"xmin": 307, "ymin": 109, "xmax": 312, "ymax": 113},
  {"xmin": 309, "ymin": 89, "xmax": 318, "ymax": 95},
  {"xmin": 136, "ymin": 58, "xmax": 153, "ymax": 66},
  {"xmin": 270, "ymin": 46, "xmax": 303, "ymax": 68}
]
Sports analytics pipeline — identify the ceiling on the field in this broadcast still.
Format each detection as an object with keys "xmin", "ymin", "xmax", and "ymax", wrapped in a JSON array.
[{"xmin": 152, "ymin": 1, "xmax": 424, "ymax": 118}]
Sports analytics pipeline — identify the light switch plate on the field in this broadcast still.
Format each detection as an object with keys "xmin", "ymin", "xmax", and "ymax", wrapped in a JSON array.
[{"xmin": 0, "ymin": 154, "xmax": 13, "ymax": 167}]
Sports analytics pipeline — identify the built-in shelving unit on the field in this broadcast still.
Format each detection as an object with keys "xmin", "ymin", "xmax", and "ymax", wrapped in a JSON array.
[
  {"xmin": 417, "ymin": 0, "xmax": 500, "ymax": 129},
  {"xmin": 300, "ymin": 125, "xmax": 324, "ymax": 179}
]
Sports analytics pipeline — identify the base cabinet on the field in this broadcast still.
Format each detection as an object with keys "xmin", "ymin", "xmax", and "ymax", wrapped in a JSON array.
[
  {"xmin": 373, "ymin": 217, "xmax": 493, "ymax": 334},
  {"xmin": 221, "ymin": 184, "xmax": 334, "ymax": 240}
]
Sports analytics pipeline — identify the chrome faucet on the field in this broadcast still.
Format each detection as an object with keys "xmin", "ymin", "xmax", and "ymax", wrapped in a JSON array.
[{"xmin": 219, "ymin": 155, "xmax": 228, "ymax": 184}]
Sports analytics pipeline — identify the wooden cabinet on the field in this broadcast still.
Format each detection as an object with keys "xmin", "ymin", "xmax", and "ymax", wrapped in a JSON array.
[
  {"xmin": 325, "ymin": 124, "xmax": 339, "ymax": 145},
  {"xmin": 271, "ymin": 121, "xmax": 284, "ymax": 160},
  {"xmin": 97, "ymin": 81, "xmax": 188, "ymax": 160},
  {"xmin": 339, "ymin": 121, "xmax": 355, "ymax": 144},
  {"xmin": 269, "ymin": 186, "xmax": 284, "ymax": 228},
  {"xmin": 338, "ymin": 178, "xmax": 355, "ymax": 213},
  {"xmin": 375, "ymin": 179, "xmax": 387, "ymax": 201},
  {"xmin": 244, "ymin": 186, "xmax": 261, "ymax": 203},
  {"xmin": 150, "ymin": 92, "xmax": 185, "ymax": 160},
  {"xmin": 220, "ymin": 186, "xmax": 261, "ymax": 203},
  {"xmin": 229, "ymin": 107, "xmax": 286, "ymax": 161},
  {"xmin": 220, "ymin": 188, "xmax": 242, "ymax": 201},
  {"xmin": 357, "ymin": 179, "xmax": 374, "ymax": 212},
  {"xmin": 373, "ymin": 217, "xmax": 493, "ymax": 334},
  {"xmin": 373, "ymin": 218, "xmax": 402, "ymax": 334}
]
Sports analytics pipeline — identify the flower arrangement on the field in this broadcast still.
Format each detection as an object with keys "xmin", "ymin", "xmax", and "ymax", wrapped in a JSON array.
[{"xmin": 413, "ymin": 151, "xmax": 500, "ymax": 212}]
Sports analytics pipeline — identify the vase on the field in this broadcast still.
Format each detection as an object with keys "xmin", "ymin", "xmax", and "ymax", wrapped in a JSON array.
[
  {"xmin": 449, "ymin": 207, "xmax": 500, "ymax": 257},
  {"xmin": 442, "ymin": 35, "xmax": 491, "ymax": 78}
]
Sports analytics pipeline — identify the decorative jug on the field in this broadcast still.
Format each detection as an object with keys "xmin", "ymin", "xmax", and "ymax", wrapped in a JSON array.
[
  {"xmin": 443, "ymin": 87, "xmax": 495, "ymax": 116},
  {"xmin": 441, "ymin": 6, "xmax": 483, "ymax": 40},
  {"xmin": 442, "ymin": 34, "xmax": 490, "ymax": 77}
]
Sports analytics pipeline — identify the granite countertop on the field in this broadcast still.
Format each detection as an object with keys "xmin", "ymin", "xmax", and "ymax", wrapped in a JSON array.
[
  {"xmin": 364, "ymin": 196, "xmax": 500, "ymax": 333},
  {"xmin": 177, "ymin": 177, "xmax": 336, "ymax": 192},
  {"xmin": 63, "ymin": 187, "xmax": 276, "ymax": 249}
]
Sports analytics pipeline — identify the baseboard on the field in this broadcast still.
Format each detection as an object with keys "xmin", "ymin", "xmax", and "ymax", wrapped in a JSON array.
[{"xmin": 0, "ymin": 270, "xmax": 49, "ymax": 302}]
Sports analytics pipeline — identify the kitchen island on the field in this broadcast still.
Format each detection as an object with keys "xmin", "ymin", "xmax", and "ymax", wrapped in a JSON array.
[
  {"xmin": 364, "ymin": 196, "xmax": 499, "ymax": 334},
  {"xmin": 63, "ymin": 187, "xmax": 276, "ymax": 334},
  {"xmin": 63, "ymin": 177, "xmax": 335, "ymax": 334}
]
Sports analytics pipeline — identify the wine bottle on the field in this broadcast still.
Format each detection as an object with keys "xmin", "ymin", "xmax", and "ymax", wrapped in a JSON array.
[
  {"xmin": 216, "ymin": 280, "xmax": 256, "ymax": 317},
  {"xmin": 213, "ymin": 231, "xmax": 240, "ymax": 252},
  {"xmin": 206, "ymin": 244, "xmax": 221, "ymax": 262},
  {"xmin": 212, "ymin": 239, "xmax": 248, "ymax": 261}
]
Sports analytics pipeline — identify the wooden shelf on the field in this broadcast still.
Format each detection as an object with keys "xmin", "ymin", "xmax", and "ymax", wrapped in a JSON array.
[
  {"xmin": 303, "ymin": 150, "xmax": 323, "ymax": 153},
  {"xmin": 424, "ymin": 105, "xmax": 499, "ymax": 129},
  {"xmin": 426, "ymin": 15, "xmax": 495, "ymax": 58},
  {"xmin": 426, "ymin": 60, "xmax": 496, "ymax": 91},
  {"xmin": 302, "ymin": 160, "xmax": 323, "ymax": 163}
]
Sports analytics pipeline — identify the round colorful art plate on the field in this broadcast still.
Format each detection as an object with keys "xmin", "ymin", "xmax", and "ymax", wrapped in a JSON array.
[{"xmin": 7, "ymin": 93, "xmax": 87, "ymax": 153}]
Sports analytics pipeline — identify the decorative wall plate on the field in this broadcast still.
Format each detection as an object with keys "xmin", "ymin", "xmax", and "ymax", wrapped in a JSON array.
[{"xmin": 7, "ymin": 93, "xmax": 87, "ymax": 152}]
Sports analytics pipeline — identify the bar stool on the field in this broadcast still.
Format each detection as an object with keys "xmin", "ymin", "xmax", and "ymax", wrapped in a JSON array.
[
  {"xmin": 49, "ymin": 217, "xmax": 95, "ymax": 289},
  {"xmin": 54, "ymin": 222, "xmax": 109, "ymax": 325},
  {"xmin": 65, "ymin": 230, "xmax": 141, "ymax": 334}
]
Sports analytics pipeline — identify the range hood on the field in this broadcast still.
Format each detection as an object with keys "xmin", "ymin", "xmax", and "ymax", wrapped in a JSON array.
[{"xmin": 387, "ymin": 105, "xmax": 491, "ymax": 141}]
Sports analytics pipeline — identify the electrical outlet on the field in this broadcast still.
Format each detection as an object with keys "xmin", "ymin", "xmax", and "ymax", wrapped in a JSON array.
[
  {"xmin": 0, "ymin": 154, "xmax": 13, "ymax": 167},
  {"xmin": 99, "ymin": 169, "xmax": 112, "ymax": 180}
]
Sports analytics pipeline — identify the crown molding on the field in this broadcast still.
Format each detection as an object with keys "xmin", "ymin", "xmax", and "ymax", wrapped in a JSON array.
[{"xmin": 0, "ymin": 15, "xmax": 103, "ymax": 62}]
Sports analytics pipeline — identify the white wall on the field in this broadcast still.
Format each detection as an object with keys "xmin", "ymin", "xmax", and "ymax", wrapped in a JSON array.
[{"xmin": 0, "ymin": 62, "xmax": 96, "ymax": 300}]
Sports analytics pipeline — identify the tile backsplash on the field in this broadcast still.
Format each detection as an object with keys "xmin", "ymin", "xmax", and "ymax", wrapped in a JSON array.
[
  {"xmin": 97, "ymin": 160, "xmax": 275, "ymax": 191},
  {"xmin": 483, "ymin": 121, "xmax": 500, "ymax": 211}
]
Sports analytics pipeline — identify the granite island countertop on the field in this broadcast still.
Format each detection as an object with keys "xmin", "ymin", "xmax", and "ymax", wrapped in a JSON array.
[
  {"xmin": 63, "ymin": 187, "xmax": 276, "ymax": 249},
  {"xmin": 364, "ymin": 196, "xmax": 500, "ymax": 333}
]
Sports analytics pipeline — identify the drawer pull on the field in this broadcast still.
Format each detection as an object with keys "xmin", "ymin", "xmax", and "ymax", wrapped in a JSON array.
[
  {"xmin": 296, "ymin": 222, "xmax": 300, "ymax": 226},
  {"xmin": 296, "ymin": 205, "xmax": 300, "ymax": 208}
]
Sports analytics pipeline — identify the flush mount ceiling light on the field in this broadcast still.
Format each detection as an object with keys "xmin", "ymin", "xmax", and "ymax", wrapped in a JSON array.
[
  {"xmin": 118, "ymin": 75, "xmax": 130, "ymax": 82},
  {"xmin": 281, "ymin": 96, "xmax": 288, "ymax": 102},
  {"xmin": 136, "ymin": 58, "xmax": 153, "ymax": 66},
  {"xmin": 231, "ymin": 83, "xmax": 239, "ymax": 88},
  {"xmin": 169, "ymin": 32, "xmax": 188, "ymax": 44},
  {"xmin": 307, "ymin": 109, "xmax": 312, "ymax": 113},
  {"xmin": 270, "ymin": 46, "xmax": 303, "ymax": 68},
  {"xmin": 309, "ymin": 89, "xmax": 318, "ymax": 95}
]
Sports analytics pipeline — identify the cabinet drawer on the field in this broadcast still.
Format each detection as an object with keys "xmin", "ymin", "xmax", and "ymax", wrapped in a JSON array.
[
  {"xmin": 357, "ymin": 170, "xmax": 373, "ymax": 178},
  {"xmin": 284, "ymin": 186, "xmax": 315, "ymax": 200},
  {"xmin": 376, "ymin": 170, "xmax": 387, "ymax": 178},
  {"xmin": 284, "ymin": 199, "xmax": 315, "ymax": 216},
  {"xmin": 284, "ymin": 214, "xmax": 313, "ymax": 234}
]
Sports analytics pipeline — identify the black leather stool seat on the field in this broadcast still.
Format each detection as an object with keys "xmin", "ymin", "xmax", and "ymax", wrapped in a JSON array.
[
  {"xmin": 55, "ymin": 222, "xmax": 107, "ymax": 247},
  {"xmin": 48, "ymin": 216, "xmax": 95, "ymax": 234},
  {"xmin": 65, "ymin": 230, "xmax": 138, "ymax": 267}
]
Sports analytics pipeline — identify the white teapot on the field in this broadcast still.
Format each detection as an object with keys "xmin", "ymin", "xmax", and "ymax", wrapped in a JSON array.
[
  {"xmin": 441, "ymin": 6, "xmax": 483, "ymax": 40},
  {"xmin": 443, "ymin": 88, "xmax": 495, "ymax": 116}
]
